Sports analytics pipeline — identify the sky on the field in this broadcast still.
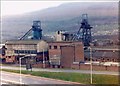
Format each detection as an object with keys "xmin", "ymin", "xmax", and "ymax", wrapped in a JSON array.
[
  {"xmin": 1, "ymin": 1, "xmax": 70, "ymax": 16},
  {"xmin": 1, "ymin": 0, "xmax": 118, "ymax": 17}
]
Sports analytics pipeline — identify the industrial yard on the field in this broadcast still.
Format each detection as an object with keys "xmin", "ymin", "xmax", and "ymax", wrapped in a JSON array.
[
  {"xmin": 0, "ymin": 1, "xmax": 119, "ymax": 85},
  {"xmin": 0, "ymin": 15, "xmax": 119, "ymax": 71}
]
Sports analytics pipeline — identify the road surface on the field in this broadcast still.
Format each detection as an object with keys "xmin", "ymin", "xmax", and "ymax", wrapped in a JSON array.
[
  {"xmin": 1, "ymin": 65, "xmax": 119, "ymax": 75},
  {"xmin": 0, "ymin": 71, "xmax": 80, "ymax": 85}
]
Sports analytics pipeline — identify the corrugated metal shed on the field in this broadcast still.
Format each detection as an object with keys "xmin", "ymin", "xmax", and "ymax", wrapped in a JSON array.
[
  {"xmin": 84, "ymin": 50, "xmax": 119, "ymax": 59},
  {"xmin": 5, "ymin": 40, "xmax": 41, "ymax": 45}
]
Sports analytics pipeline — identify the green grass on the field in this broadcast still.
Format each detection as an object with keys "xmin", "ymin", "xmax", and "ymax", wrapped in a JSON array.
[{"xmin": 1, "ymin": 69, "xmax": 119, "ymax": 85}]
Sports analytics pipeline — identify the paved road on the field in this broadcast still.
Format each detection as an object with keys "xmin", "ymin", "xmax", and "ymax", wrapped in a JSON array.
[
  {"xmin": 0, "ymin": 71, "xmax": 80, "ymax": 84},
  {"xmin": 1, "ymin": 65, "xmax": 119, "ymax": 75}
]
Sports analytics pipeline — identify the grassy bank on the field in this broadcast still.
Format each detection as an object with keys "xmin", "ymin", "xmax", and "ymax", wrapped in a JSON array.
[{"xmin": 1, "ymin": 69, "xmax": 119, "ymax": 84}]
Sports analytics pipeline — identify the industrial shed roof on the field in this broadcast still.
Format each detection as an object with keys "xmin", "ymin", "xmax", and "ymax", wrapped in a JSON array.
[
  {"xmin": 84, "ymin": 50, "xmax": 119, "ymax": 59},
  {"xmin": 5, "ymin": 40, "xmax": 46, "ymax": 45}
]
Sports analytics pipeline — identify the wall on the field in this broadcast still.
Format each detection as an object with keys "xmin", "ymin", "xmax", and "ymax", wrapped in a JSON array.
[
  {"xmin": 33, "ymin": 63, "xmax": 50, "ymax": 68},
  {"xmin": 33, "ymin": 63, "xmax": 43, "ymax": 68},
  {"xmin": 61, "ymin": 46, "xmax": 75, "ymax": 68},
  {"xmin": 48, "ymin": 42, "xmax": 72, "ymax": 66},
  {"xmin": 5, "ymin": 56, "xmax": 16, "ymax": 63},
  {"xmin": 48, "ymin": 41, "xmax": 84, "ymax": 68},
  {"xmin": 37, "ymin": 40, "xmax": 48, "ymax": 52},
  {"xmin": 75, "ymin": 44, "xmax": 84, "ymax": 62},
  {"xmin": 49, "ymin": 49, "xmax": 61, "ymax": 57},
  {"xmin": 71, "ymin": 64, "xmax": 119, "ymax": 72}
]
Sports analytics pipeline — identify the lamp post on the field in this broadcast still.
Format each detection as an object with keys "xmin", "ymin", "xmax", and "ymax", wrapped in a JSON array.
[
  {"xmin": 89, "ymin": 47, "xmax": 93, "ymax": 84},
  {"xmin": 19, "ymin": 56, "xmax": 25, "ymax": 84},
  {"xmin": 43, "ymin": 49, "xmax": 45, "ymax": 68}
]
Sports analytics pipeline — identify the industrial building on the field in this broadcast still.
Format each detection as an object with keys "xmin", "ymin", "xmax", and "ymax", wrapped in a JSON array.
[
  {"xmin": 55, "ymin": 30, "xmax": 74, "ymax": 41},
  {"xmin": 48, "ymin": 41, "xmax": 84, "ymax": 68},
  {"xmin": 1, "ymin": 14, "xmax": 119, "ymax": 71},
  {"xmin": 54, "ymin": 14, "xmax": 92, "ymax": 47},
  {"xmin": 5, "ymin": 40, "xmax": 49, "ymax": 64},
  {"xmin": 3, "ymin": 21, "xmax": 49, "ymax": 66},
  {"xmin": 84, "ymin": 49, "xmax": 119, "ymax": 62},
  {"xmin": 4, "ymin": 40, "xmax": 85, "ymax": 69}
]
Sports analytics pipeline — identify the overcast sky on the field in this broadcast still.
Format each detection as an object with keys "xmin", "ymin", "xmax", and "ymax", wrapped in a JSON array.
[
  {"xmin": 1, "ymin": 1, "xmax": 70, "ymax": 16},
  {"xmin": 1, "ymin": 0, "xmax": 118, "ymax": 17}
]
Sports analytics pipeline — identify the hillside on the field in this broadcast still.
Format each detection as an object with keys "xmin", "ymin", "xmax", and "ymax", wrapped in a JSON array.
[{"xmin": 1, "ymin": 2, "xmax": 118, "ymax": 41}]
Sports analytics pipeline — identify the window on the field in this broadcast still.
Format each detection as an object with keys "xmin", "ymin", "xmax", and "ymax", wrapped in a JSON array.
[
  {"xmin": 112, "ymin": 59, "xmax": 114, "ymax": 62},
  {"xmin": 49, "ymin": 46, "xmax": 52, "ymax": 49},
  {"xmin": 54, "ymin": 46, "xmax": 57, "ymax": 49},
  {"xmin": 57, "ymin": 31, "xmax": 60, "ymax": 34},
  {"xmin": 14, "ymin": 50, "xmax": 19, "ymax": 53},
  {"xmin": 60, "ymin": 46, "xmax": 62, "ymax": 49}
]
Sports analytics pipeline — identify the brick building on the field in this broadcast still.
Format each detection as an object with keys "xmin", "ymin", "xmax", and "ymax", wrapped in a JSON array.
[{"xmin": 48, "ymin": 41, "xmax": 84, "ymax": 68}]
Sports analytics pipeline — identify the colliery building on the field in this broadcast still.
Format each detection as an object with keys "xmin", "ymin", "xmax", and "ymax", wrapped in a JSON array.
[
  {"xmin": 4, "ymin": 40, "xmax": 84, "ymax": 68},
  {"xmin": 84, "ymin": 49, "xmax": 119, "ymax": 62},
  {"xmin": 1, "ymin": 19, "xmax": 119, "ymax": 71},
  {"xmin": 5, "ymin": 40, "xmax": 49, "ymax": 64},
  {"xmin": 48, "ymin": 41, "xmax": 84, "ymax": 68},
  {"xmin": 3, "ymin": 40, "xmax": 119, "ymax": 66}
]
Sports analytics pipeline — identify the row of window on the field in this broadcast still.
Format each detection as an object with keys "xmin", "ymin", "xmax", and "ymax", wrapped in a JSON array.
[
  {"xmin": 49, "ymin": 45, "xmax": 63, "ymax": 49},
  {"xmin": 49, "ymin": 46, "xmax": 57, "ymax": 49},
  {"xmin": 7, "ymin": 44, "xmax": 37, "ymax": 49},
  {"xmin": 14, "ymin": 50, "xmax": 37, "ymax": 54}
]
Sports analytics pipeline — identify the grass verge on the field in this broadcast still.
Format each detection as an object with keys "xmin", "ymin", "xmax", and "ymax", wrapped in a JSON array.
[{"xmin": 1, "ymin": 69, "xmax": 119, "ymax": 85}]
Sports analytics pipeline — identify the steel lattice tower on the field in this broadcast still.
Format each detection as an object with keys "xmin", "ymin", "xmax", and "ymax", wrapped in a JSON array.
[
  {"xmin": 72, "ymin": 14, "xmax": 92, "ymax": 46},
  {"xmin": 20, "ymin": 21, "xmax": 42, "ymax": 40}
]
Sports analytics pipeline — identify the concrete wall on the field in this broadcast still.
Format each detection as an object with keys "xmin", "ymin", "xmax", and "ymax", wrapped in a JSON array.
[{"xmin": 5, "ymin": 40, "xmax": 48, "ymax": 56}]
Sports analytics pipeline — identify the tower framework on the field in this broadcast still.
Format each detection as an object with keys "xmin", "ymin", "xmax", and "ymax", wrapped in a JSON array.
[
  {"xmin": 72, "ymin": 14, "xmax": 92, "ymax": 47},
  {"xmin": 20, "ymin": 21, "xmax": 42, "ymax": 40}
]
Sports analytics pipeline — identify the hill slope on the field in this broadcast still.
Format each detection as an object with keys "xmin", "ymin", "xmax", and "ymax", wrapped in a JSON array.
[{"xmin": 1, "ymin": 2, "xmax": 118, "ymax": 41}]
